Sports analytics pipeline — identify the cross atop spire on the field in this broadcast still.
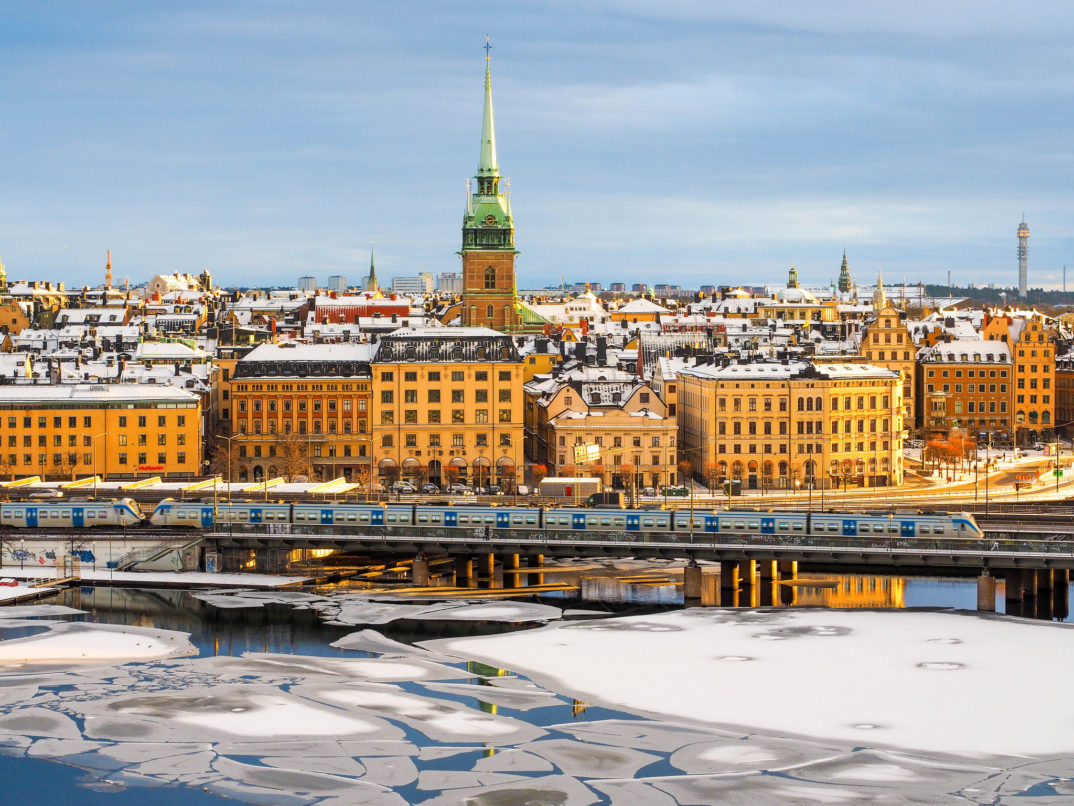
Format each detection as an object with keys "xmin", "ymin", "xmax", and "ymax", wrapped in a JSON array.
[{"xmin": 478, "ymin": 36, "xmax": 499, "ymax": 178}]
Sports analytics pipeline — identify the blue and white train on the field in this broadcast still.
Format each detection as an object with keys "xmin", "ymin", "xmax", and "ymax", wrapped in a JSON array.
[
  {"xmin": 0, "ymin": 498, "xmax": 144, "ymax": 529},
  {"xmin": 147, "ymin": 498, "xmax": 983, "ymax": 539}
]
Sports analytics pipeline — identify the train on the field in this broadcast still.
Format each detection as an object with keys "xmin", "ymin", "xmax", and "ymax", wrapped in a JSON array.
[
  {"xmin": 0, "ymin": 498, "xmax": 144, "ymax": 528},
  {"xmin": 147, "ymin": 498, "xmax": 983, "ymax": 539},
  {"xmin": 0, "ymin": 496, "xmax": 984, "ymax": 540}
]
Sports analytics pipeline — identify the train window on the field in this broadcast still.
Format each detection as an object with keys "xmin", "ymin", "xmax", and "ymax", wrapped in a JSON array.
[
  {"xmin": 359, "ymin": 514, "xmax": 369, "ymax": 522},
  {"xmin": 888, "ymin": 525, "xmax": 899, "ymax": 533},
  {"xmin": 176, "ymin": 513, "xmax": 186, "ymax": 520},
  {"xmin": 600, "ymin": 518, "xmax": 611, "ymax": 525},
  {"xmin": 387, "ymin": 514, "xmax": 397, "ymax": 522},
  {"xmin": 792, "ymin": 522, "xmax": 804, "ymax": 531},
  {"xmin": 613, "ymin": 518, "xmax": 625, "ymax": 526},
  {"xmin": 918, "ymin": 525, "xmax": 930, "ymax": 534},
  {"xmin": 238, "ymin": 512, "xmax": 248, "ymax": 520},
  {"xmin": 345, "ymin": 514, "xmax": 355, "ymax": 521},
  {"xmin": 777, "ymin": 521, "xmax": 789, "ymax": 530},
  {"xmin": 485, "ymin": 516, "xmax": 494, "ymax": 523},
  {"xmin": 733, "ymin": 521, "xmax": 745, "ymax": 530},
  {"xmin": 748, "ymin": 521, "xmax": 759, "ymax": 530},
  {"xmin": 642, "ymin": 519, "xmax": 654, "ymax": 527},
  {"xmin": 525, "ymin": 516, "xmax": 536, "ymax": 524},
  {"xmin": 655, "ymin": 519, "xmax": 668, "ymax": 527},
  {"xmin": 400, "ymin": 515, "xmax": 410, "ymax": 522},
  {"xmin": 295, "ymin": 513, "xmax": 306, "ymax": 520},
  {"xmin": 418, "ymin": 515, "xmax": 428, "ymax": 522}
]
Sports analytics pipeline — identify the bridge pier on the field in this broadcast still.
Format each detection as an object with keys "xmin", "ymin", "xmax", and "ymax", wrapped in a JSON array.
[
  {"xmin": 1053, "ymin": 570, "xmax": 1069, "ymax": 620},
  {"xmin": 1005, "ymin": 569, "xmax": 1024, "ymax": 604},
  {"xmin": 684, "ymin": 562, "xmax": 702, "ymax": 601},
  {"xmin": 700, "ymin": 572, "xmax": 718, "ymax": 606},
  {"xmin": 479, "ymin": 553, "xmax": 495, "ymax": 587},
  {"xmin": 976, "ymin": 572, "xmax": 996, "ymax": 612},
  {"xmin": 1037, "ymin": 570, "xmax": 1054, "ymax": 620},
  {"xmin": 412, "ymin": 555, "xmax": 430, "ymax": 588},
  {"xmin": 454, "ymin": 556, "xmax": 474, "ymax": 587},
  {"xmin": 758, "ymin": 560, "xmax": 777, "ymax": 582},
  {"xmin": 501, "ymin": 553, "xmax": 520, "ymax": 589},
  {"xmin": 527, "ymin": 553, "xmax": 544, "ymax": 586},
  {"xmin": 1024, "ymin": 569, "xmax": 1039, "ymax": 601}
]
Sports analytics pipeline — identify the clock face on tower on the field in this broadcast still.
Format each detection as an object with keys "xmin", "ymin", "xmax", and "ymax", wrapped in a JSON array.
[{"xmin": 484, "ymin": 214, "xmax": 496, "ymax": 226}]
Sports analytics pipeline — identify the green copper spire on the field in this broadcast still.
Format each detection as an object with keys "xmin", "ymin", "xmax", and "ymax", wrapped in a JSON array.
[
  {"xmin": 837, "ymin": 248, "xmax": 852, "ymax": 294},
  {"xmin": 479, "ymin": 35, "xmax": 498, "ymax": 176}
]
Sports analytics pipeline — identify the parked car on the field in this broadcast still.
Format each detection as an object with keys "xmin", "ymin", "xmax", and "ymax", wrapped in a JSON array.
[
  {"xmin": 487, "ymin": 485, "xmax": 502, "ymax": 495},
  {"xmin": 421, "ymin": 483, "xmax": 440, "ymax": 494},
  {"xmin": 448, "ymin": 484, "xmax": 475, "ymax": 496},
  {"xmin": 392, "ymin": 481, "xmax": 417, "ymax": 494},
  {"xmin": 640, "ymin": 487, "xmax": 656, "ymax": 497}
]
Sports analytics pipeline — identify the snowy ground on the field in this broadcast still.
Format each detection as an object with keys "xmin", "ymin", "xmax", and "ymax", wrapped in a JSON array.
[
  {"xmin": 431, "ymin": 608, "xmax": 1074, "ymax": 757},
  {"xmin": 0, "ymin": 584, "xmax": 56, "ymax": 604}
]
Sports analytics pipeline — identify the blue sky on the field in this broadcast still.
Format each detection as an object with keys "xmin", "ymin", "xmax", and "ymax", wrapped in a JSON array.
[{"xmin": 1, "ymin": 1, "xmax": 1072, "ymax": 291}]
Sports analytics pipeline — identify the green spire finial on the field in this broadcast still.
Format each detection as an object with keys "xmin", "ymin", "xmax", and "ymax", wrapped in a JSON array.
[{"xmin": 479, "ymin": 36, "xmax": 499, "ymax": 176}]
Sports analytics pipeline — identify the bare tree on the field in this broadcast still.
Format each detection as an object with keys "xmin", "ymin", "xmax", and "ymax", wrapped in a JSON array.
[
  {"xmin": 209, "ymin": 439, "xmax": 241, "ymax": 481},
  {"xmin": 275, "ymin": 430, "xmax": 311, "ymax": 482}
]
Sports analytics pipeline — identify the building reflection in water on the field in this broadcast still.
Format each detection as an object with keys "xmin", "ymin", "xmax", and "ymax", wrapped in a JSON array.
[{"xmin": 792, "ymin": 575, "xmax": 906, "ymax": 609}]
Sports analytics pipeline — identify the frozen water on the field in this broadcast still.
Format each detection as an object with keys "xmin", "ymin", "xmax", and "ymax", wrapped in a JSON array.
[
  {"xmin": 431, "ymin": 608, "xmax": 1074, "ymax": 756},
  {"xmin": 0, "ymin": 622, "xmax": 195, "ymax": 664}
]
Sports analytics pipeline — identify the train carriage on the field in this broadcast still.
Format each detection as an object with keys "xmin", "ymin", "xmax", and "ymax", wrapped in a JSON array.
[{"xmin": 0, "ymin": 498, "xmax": 143, "ymax": 529}]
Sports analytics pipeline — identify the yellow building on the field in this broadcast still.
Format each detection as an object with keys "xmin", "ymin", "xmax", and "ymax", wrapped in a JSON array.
[
  {"xmin": 860, "ymin": 303, "xmax": 916, "ymax": 431},
  {"xmin": 678, "ymin": 360, "xmax": 902, "ymax": 491},
  {"xmin": 0, "ymin": 384, "xmax": 201, "ymax": 480},
  {"xmin": 983, "ymin": 312, "xmax": 1056, "ymax": 443},
  {"xmin": 371, "ymin": 327, "xmax": 524, "ymax": 490},
  {"xmin": 229, "ymin": 343, "xmax": 373, "ymax": 483},
  {"xmin": 545, "ymin": 408, "xmax": 677, "ymax": 490}
]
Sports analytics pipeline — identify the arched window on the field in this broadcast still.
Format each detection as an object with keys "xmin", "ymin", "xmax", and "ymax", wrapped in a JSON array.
[
  {"xmin": 484, "ymin": 266, "xmax": 496, "ymax": 289},
  {"xmin": 486, "ymin": 304, "xmax": 494, "ymax": 320}
]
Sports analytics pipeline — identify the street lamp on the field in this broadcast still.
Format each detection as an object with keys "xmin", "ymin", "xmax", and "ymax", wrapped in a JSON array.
[
  {"xmin": 216, "ymin": 434, "xmax": 238, "ymax": 527},
  {"xmin": 90, "ymin": 432, "xmax": 108, "ymax": 499}
]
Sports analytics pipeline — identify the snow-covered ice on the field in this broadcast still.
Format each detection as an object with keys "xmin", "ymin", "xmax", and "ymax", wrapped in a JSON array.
[
  {"xmin": 430, "ymin": 608, "xmax": 1074, "ymax": 756},
  {"xmin": 0, "ymin": 622, "xmax": 195, "ymax": 664}
]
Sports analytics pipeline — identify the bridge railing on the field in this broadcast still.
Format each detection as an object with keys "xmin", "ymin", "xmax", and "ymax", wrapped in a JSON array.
[{"xmin": 205, "ymin": 523, "xmax": 1074, "ymax": 557}]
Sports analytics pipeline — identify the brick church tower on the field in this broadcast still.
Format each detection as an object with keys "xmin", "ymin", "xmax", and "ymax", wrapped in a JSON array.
[{"xmin": 460, "ymin": 46, "xmax": 518, "ymax": 331}]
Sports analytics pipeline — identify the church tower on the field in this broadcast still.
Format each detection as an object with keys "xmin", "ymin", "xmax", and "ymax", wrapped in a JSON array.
[
  {"xmin": 460, "ymin": 41, "xmax": 517, "ymax": 331},
  {"xmin": 837, "ymin": 249, "xmax": 852, "ymax": 294},
  {"xmin": 105, "ymin": 250, "xmax": 113, "ymax": 290}
]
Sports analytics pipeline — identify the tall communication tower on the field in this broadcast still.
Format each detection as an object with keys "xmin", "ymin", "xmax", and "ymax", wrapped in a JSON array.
[{"xmin": 1017, "ymin": 216, "xmax": 1030, "ymax": 298}]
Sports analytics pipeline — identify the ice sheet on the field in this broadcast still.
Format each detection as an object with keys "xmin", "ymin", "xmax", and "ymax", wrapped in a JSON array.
[
  {"xmin": 0, "ymin": 622, "xmax": 195, "ymax": 664},
  {"xmin": 432, "ymin": 608, "xmax": 1074, "ymax": 755}
]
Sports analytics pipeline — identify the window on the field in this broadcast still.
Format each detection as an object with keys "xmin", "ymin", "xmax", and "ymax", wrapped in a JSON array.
[
  {"xmin": 484, "ymin": 266, "xmax": 496, "ymax": 289},
  {"xmin": 381, "ymin": 390, "xmax": 394, "ymax": 404},
  {"xmin": 405, "ymin": 371, "xmax": 417, "ymax": 382},
  {"xmin": 475, "ymin": 389, "xmax": 488, "ymax": 402},
  {"xmin": 119, "ymin": 453, "xmax": 127, "ymax": 465},
  {"xmin": 429, "ymin": 371, "xmax": 440, "ymax": 382},
  {"xmin": 381, "ymin": 371, "xmax": 394, "ymax": 382},
  {"xmin": 428, "ymin": 389, "xmax": 441, "ymax": 403},
  {"xmin": 404, "ymin": 389, "xmax": 417, "ymax": 403},
  {"xmin": 475, "ymin": 409, "xmax": 489, "ymax": 423},
  {"xmin": 499, "ymin": 370, "xmax": 511, "ymax": 382},
  {"xmin": 452, "ymin": 390, "xmax": 465, "ymax": 403},
  {"xmin": 382, "ymin": 435, "xmax": 393, "ymax": 448},
  {"xmin": 119, "ymin": 416, "xmax": 127, "ymax": 427},
  {"xmin": 138, "ymin": 452, "xmax": 147, "ymax": 465},
  {"xmin": 405, "ymin": 433, "xmax": 417, "ymax": 447},
  {"xmin": 499, "ymin": 388, "xmax": 511, "ymax": 402},
  {"xmin": 405, "ymin": 410, "xmax": 418, "ymax": 423},
  {"xmin": 476, "ymin": 433, "xmax": 488, "ymax": 446},
  {"xmin": 453, "ymin": 433, "xmax": 465, "ymax": 447},
  {"xmin": 475, "ymin": 371, "xmax": 488, "ymax": 382},
  {"xmin": 500, "ymin": 434, "xmax": 511, "ymax": 446},
  {"xmin": 158, "ymin": 434, "xmax": 167, "ymax": 445},
  {"xmin": 429, "ymin": 433, "xmax": 441, "ymax": 447},
  {"xmin": 381, "ymin": 411, "xmax": 394, "ymax": 424},
  {"xmin": 157, "ymin": 452, "xmax": 167, "ymax": 464},
  {"xmin": 452, "ymin": 409, "xmax": 465, "ymax": 423}
]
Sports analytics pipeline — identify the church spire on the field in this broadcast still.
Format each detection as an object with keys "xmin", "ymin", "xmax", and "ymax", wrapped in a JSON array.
[
  {"xmin": 837, "ymin": 248, "xmax": 852, "ymax": 294},
  {"xmin": 478, "ymin": 35, "xmax": 498, "ymax": 178},
  {"xmin": 365, "ymin": 242, "xmax": 379, "ymax": 292},
  {"xmin": 0, "ymin": 256, "xmax": 6, "ymax": 292},
  {"xmin": 105, "ymin": 250, "xmax": 113, "ymax": 290}
]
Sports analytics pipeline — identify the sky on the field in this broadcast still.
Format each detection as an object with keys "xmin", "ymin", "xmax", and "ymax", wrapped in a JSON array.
[{"xmin": 1, "ymin": 1, "xmax": 1073, "ymax": 292}]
